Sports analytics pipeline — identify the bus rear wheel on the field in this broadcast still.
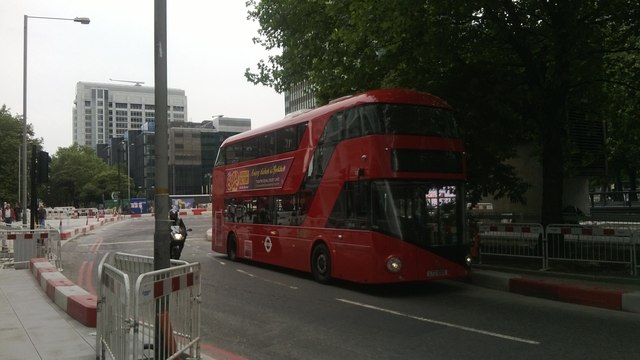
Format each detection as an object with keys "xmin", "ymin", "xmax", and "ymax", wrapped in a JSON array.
[
  {"xmin": 227, "ymin": 234, "xmax": 238, "ymax": 261},
  {"xmin": 311, "ymin": 243, "xmax": 332, "ymax": 284}
]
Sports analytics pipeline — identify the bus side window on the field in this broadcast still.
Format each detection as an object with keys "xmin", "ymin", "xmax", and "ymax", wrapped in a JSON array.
[
  {"xmin": 227, "ymin": 144, "xmax": 242, "ymax": 164},
  {"xmin": 243, "ymin": 137, "xmax": 258, "ymax": 162},
  {"xmin": 327, "ymin": 187, "xmax": 347, "ymax": 229},
  {"xmin": 276, "ymin": 126, "xmax": 296, "ymax": 153},
  {"xmin": 215, "ymin": 147, "xmax": 226, "ymax": 166},
  {"xmin": 254, "ymin": 196, "xmax": 273, "ymax": 224},
  {"xmin": 361, "ymin": 105, "xmax": 381, "ymax": 135},
  {"xmin": 327, "ymin": 182, "xmax": 370, "ymax": 229},
  {"xmin": 259, "ymin": 133, "xmax": 275, "ymax": 157},
  {"xmin": 295, "ymin": 122, "xmax": 308, "ymax": 147},
  {"xmin": 322, "ymin": 113, "xmax": 344, "ymax": 144},
  {"xmin": 345, "ymin": 108, "xmax": 361, "ymax": 139}
]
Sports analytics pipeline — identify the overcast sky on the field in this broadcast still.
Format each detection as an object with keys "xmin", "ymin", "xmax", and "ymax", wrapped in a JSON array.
[{"xmin": 0, "ymin": 1, "xmax": 284, "ymax": 154}]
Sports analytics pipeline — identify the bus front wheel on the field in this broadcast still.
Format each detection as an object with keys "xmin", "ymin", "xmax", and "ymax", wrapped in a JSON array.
[
  {"xmin": 311, "ymin": 243, "xmax": 332, "ymax": 284},
  {"xmin": 227, "ymin": 234, "xmax": 238, "ymax": 261}
]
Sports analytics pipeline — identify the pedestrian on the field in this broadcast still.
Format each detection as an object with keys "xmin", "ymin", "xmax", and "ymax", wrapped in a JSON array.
[
  {"xmin": 3, "ymin": 202, "xmax": 14, "ymax": 224},
  {"xmin": 14, "ymin": 203, "xmax": 22, "ymax": 222},
  {"xmin": 38, "ymin": 204, "xmax": 47, "ymax": 228}
]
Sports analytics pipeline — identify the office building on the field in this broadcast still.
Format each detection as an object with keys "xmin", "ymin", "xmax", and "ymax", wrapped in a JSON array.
[
  {"xmin": 73, "ymin": 81, "xmax": 187, "ymax": 149},
  {"xmin": 97, "ymin": 117, "xmax": 250, "ymax": 208},
  {"xmin": 169, "ymin": 116, "xmax": 251, "ymax": 195},
  {"xmin": 284, "ymin": 80, "xmax": 316, "ymax": 114}
]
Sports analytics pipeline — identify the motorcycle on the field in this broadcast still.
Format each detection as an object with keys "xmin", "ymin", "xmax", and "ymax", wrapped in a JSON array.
[{"xmin": 169, "ymin": 210, "xmax": 191, "ymax": 260}]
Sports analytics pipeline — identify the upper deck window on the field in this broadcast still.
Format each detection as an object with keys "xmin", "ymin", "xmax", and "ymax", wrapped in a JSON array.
[
  {"xmin": 338, "ymin": 104, "xmax": 460, "ymax": 141},
  {"xmin": 215, "ymin": 122, "xmax": 307, "ymax": 167}
]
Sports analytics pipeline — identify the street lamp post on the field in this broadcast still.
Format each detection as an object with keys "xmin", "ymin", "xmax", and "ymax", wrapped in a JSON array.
[
  {"xmin": 118, "ymin": 141, "xmax": 124, "ymax": 213},
  {"xmin": 127, "ymin": 142, "xmax": 132, "ymax": 200},
  {"xmin": 22, "ymin": 15, "xmax": 90, "ymax": 225},
  {"xmin": 120, "ymin": 140, "xmax": 132, "ymax": 210}
]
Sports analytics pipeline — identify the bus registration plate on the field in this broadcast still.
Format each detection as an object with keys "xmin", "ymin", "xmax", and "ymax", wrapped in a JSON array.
[{"xmin": 427, "ymin": 269, "xmax": 448, "ymax": 277}]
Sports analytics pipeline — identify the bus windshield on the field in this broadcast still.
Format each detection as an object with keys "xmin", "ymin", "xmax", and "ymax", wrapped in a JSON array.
[{"xmin": 371, "ymin": 180, "xmax": 463, "ymax": 248}]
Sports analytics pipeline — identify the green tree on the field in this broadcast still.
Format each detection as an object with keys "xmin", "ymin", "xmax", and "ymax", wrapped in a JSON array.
[
  {"xmin": 246, "ymin": 0, "xmax": 639, "ymax": 224},
  {"xmin": 45, "ymin": 145, "xmax": 130, "ymax": 208},
  {"xmin": 0, "ymin": 105, "xmax": 40, "ymax": 207},
  {"xmin": 601, "ymin": 20, "xmax": 640, "ymax": 197}
]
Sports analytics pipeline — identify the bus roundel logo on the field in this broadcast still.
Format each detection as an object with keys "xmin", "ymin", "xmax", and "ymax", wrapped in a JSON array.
[{"xmin": 264, "ymin": 236, "xmax": 272, "ymax": 253}]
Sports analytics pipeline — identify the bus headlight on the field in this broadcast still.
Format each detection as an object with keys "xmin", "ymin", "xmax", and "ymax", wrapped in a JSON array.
[{"xmin": 386, "ymin": 256, "xmax": 402, "ymax": 273}]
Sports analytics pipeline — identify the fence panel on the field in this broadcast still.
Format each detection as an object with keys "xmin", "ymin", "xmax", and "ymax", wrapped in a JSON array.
[
  {"xmin": 1, "ymin": 229, "xmax": 58, "ymax": 269},
  {"xmin": 41, "ymin": 229, "xmax": 62, "ymax": 270},
  {"xmin": 478, "ymin": 223, "xmax": 546, "ymax": 268},
  {"xmin": 134, "ymin": 263, "xmax": 201, "ymax": 360},
  {"xmin": 546, "ymin": 224, "xmax": 637, "ymax": 276},
  {"xmin": 97, "ymin": 252, "xmax": 200, "ymax": 360},
  {"xmin": 96, "ymin": 262, "xmax": 132, "ymax": 360}
]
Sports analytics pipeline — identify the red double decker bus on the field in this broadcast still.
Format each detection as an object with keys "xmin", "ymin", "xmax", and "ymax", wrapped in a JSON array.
[{"xmin": 211, "ymin": 88, "xmax": 471, "ymax": 284}]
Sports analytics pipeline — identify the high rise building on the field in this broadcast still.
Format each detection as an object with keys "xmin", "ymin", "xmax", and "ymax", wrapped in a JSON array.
[
  {"xmin": 96, "ymin": 117, "xmax": 250, "ymax": 209},
  {"xmin": 284, "ymin": 80, "xmax": 316, "ymax": 114},
  {"xmin": 169, "ymin": 116, "xmax": 250, "ymax": 195},
  {"xmin": 73, "ymin": 81, "xmax": 187, "ymax": 149}
]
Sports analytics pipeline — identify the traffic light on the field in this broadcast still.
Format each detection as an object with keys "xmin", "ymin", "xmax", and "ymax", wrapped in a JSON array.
[{"xmin": 37, "ymin": 151, "xmax": 50, "ymax": 183}]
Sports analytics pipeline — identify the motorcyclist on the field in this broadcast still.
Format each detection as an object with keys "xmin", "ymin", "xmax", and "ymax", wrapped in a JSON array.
[{"xmin": 169, "ymin": 207, "xmax": 187, "ymax": 258}]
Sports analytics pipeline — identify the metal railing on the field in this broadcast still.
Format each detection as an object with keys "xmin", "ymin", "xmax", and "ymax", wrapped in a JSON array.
[
  {"xmin": 546, "ymin": 224, "xmax": 637, "ymax": 276},
  {"xmin": 477, "ymin": 223, "xmax": 546, "ymax": 269},
  {"xmin": 476, "ymin": 223, "xmax": 639, "ymax": 276},
  {"xmin": 96, "ymin": 252, "xmax": 201, "ymax": 360}
]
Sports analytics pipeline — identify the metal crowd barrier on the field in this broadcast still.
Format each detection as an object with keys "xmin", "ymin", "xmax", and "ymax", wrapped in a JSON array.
[
  {"xmin": 477, "ymin": 223, "xmax": 546, "ymax": 269},
  {"xmin": 476, "ymin": 223, "xmax": 639, "ymax": 276},
  {"xmin": 40, "ymin": 229, "xmax": 62, "ymax": 270},
  {"xmin": 0, "ymin": 228, "xmax": 61, "ymax": 269},
  {"xmin": 546, "ymin": 224, "xmax": 637, "ymax": 276},
  {"xmin": 96, "ymin": 252, "xmax": 201, "ymax": 360}
]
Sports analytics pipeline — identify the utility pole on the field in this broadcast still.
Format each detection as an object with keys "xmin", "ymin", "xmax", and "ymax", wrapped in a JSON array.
[
  {"xmin": 154, "ymin": 1, "xmax": 170, "ymax": 358},
  {"xmin": 153, "ymin": 0, "xmax": 170, "ymax": 272}
]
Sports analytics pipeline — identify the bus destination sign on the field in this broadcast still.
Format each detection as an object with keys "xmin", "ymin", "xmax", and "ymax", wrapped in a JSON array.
[{"xmin": 226, "ymin": 158, "xmax": 294, "ymax": 193}]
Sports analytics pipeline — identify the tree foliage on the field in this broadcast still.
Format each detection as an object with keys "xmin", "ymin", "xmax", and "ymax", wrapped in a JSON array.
[
  {"xmin": 0, "ymin": 105, "xmax": 40, "ymax": 206},
  {"xmin": 246, "ymin": 0, "xmax": 640, "ymax": 224},
  {"xmin": 44, "ymin": 145, "xmax": 130, "ymax": 208},
  {"xmin": 601, "ymin": 17, "xmax": 640, "ymax": 193}
]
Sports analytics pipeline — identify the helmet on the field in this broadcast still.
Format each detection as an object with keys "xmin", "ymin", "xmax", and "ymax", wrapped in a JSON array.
[{"xmin": 169, "ymin": 209, "xmax": 178, "ymax": 222}]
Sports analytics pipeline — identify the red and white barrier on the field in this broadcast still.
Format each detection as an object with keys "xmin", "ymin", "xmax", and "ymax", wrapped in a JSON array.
[
  {"xmin": 29, "ymin": 258, "xmax": 97, "ymax": 327},
  {"xmin": 60, "ymin": 215, "xmax": 125, "ymax": 240}
]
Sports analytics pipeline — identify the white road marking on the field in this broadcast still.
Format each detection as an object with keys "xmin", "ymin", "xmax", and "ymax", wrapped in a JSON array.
[
  {"xmin": 78, "ymin": 240, "xmax": 153, "ymax": 246},
  {"xmin": 236, "ymin": 269, "xmax": 298, "ymax": 290},
  {"xmin": 336, "ymin": 298, "xmax": 540, "ymax": 345},
  {"xmin": 207, "ymin": 253, "xmax": 226, "ymax": 265},
  {"xmin": 237, "ymin": 269, "xmax": 256, "ymax": 277}
]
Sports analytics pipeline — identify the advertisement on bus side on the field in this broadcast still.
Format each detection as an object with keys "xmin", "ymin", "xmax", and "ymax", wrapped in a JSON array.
[{"xmin": 225, "ymin": 158, "xmax": 293, "ymax": 193}]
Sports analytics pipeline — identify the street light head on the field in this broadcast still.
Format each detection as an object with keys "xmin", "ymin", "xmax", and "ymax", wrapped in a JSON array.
[{"xmin": 74, "ymin": 17, "xmax": 90, "ymax": 24}]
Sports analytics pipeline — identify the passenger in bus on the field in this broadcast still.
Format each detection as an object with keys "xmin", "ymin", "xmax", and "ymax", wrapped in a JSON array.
[
  {"xmin": 235, "ymin": 204, "xmax": 246, "ymax": 222},
  {"xmin": 227, "ymin": 201, "xmax": 236, "ymax": 222}
]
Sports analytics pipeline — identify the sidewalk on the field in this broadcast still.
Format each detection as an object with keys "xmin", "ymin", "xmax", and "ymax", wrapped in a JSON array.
[
  {"xmin": 0, "ymin": 267, "xmax": 95, "ymax": 360},
  {"xmin": 1, "ymin": 215, "xmax": 214, "ymax": 360},
  {"xmin": 471, "ymin": 265, "xmax": 640, "ymax": 312}
]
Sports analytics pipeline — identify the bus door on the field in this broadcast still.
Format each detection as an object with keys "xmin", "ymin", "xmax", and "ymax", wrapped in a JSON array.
[
  {"xmin": 326, "ymin": 182, "xmax": 374, "ymax": 279},
  {"xmin": 249, "ymin": 197, "xmax": 283, "ymax": 263}
]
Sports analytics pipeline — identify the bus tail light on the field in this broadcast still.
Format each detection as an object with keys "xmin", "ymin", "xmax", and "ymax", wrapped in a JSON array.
[{"xmin": 386, "ymin": 256, "xmax": 402, "ymax": 273}]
